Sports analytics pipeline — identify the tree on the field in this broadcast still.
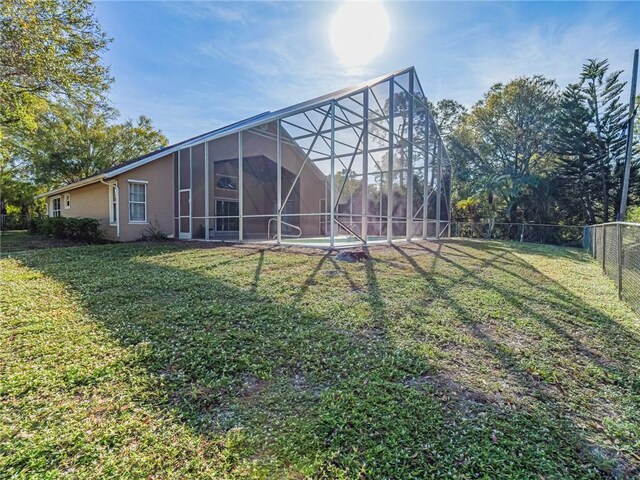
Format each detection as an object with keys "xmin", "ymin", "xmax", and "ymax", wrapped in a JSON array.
[
  {"xmin": 0, "ymin": 0, "xmax": 112, "ymax": 213},
  {"xmin": 471, "ymin": 174, "xmax": 508, "ymax": 236},
  {"xmin": 428, "ymin": 99, "xmax": 467, "ymax": 140},
  {"xmin": 0, "ymin": 0, "xmax": 110, "ymax": 132},
  {"xmin": 0, "ymin": 153, "xmax": 39, "ymax": 216},
  {"xmin": 580, "ymin": 59, "xmax": 628, "ymax": 222},
  {"xmin": 625, "ymin": 94, "xmax": 640, "ymax": 216},
  {"xmin": 15, "ymin": 97, "xmax": 168, "ymax": 187},
  {"xmin": 449, "ymin": 76, "xmax": 559, "ymax": 223},
  {"xmin": 553, "ymin": 83, "xmax": 599, "ymax": 224}
]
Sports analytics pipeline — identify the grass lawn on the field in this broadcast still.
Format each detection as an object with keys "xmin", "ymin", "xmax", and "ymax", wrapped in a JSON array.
[
  {"xmin": 0, "ymin": 230, "xmax": 81, "ymax": 255},
  {"xmin": 1, "ymin": 238, "xmax": 639, "ymax": 478}
]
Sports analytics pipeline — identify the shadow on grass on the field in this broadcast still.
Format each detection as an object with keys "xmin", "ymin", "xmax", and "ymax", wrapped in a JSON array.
[
  {"xmin": 0, "ymin": 230, "xmax": 84, "ymax": 255},
  {"xmin": 406, "ymin": 241, "xmax": 640, "ymax": 372},
  {"xmin": 14, "ymin": 240, "xmax": 640, "ymax": 478}
]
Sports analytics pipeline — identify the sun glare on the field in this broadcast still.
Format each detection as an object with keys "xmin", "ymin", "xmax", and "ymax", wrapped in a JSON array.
[{"xmin": 330, "ymin": 0, "xmax": 390, "ymax": 71}]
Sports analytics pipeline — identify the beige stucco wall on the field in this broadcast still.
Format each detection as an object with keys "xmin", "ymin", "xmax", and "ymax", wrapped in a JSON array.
[
  {"xmin": 48, "ymin": 181, "xmax": 117, "ymax": 239},
  {"xmin": 113, "ymin": 153, "xmax": 174, "ymax": 242},
  {"xmin": 45, "ymin": 127, "xmax": 328, "ymax": 242},
  {"xmin": 46, "ymin": 153, "xmax": 175, "ymax": 242}
]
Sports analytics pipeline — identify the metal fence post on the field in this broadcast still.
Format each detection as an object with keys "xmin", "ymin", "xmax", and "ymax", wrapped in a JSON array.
[
  {"xmin": 520, "ymin": 223, "xmax": 525, "ymax": 242},
  {"xmin": 617, "ymin": 222, "xmax": 623, "ymax": 300},
  {"xmin": 602, "ymin": 225, "xmax": 607, "ymax": 272}
]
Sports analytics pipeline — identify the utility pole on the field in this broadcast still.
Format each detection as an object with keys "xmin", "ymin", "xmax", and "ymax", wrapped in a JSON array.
[{"xmin": 619, "ymin": 48, "xmax": 638, "ymax": 221}]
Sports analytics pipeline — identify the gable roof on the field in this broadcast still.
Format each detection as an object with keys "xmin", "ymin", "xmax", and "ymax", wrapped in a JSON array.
[{"xmin": 38, "ymin": 66, "xmax": 422, "ymax": 198}]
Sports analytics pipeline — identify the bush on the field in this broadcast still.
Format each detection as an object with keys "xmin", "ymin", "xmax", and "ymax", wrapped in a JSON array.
[
  {"xmin": 28, "ymin": 217, "xmax": 45, "ymax": 235},
  {"xmin": 29, "ymin": 217, "xmax": 104, "ymax": 243},
  {"xmin": 626, "ymin": 206, "xmax": 640, "ymax": 223},
  {"xmin": 141, "ymin": 217, "xmax": 167, "ymax": 240},
  {"xmin": 1, "ymin": 214, "xmax": 30, "ymax": 231}
]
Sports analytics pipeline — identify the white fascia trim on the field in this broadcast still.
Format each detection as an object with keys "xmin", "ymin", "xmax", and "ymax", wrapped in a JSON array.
[
  {"xmin": 35, "ymin": 175, "xmax": 105, "ymax": 199},
  {"xmin": 102, "ymin": 67, "xmax": 418, "ymax": 180}
]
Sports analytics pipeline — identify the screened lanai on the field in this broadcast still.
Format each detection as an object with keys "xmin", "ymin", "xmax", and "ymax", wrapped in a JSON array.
[{"xmin": 173, "ymin": 67, "xmax": 451, "ymax": 247}]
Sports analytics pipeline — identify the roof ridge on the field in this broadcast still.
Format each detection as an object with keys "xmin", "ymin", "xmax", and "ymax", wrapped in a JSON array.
[{"xmin": 39, "ymin": 67, "xmax": 417, "ymax": 197}]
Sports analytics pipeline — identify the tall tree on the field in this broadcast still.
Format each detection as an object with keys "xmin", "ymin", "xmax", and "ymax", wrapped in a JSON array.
[
  {"xmin": 0, "ymin": 0, "xmax": 111, "ymax": 212},
  {"xmin": 580, "ymin": 59, "xmax": 628, "ymax": 222},
  {"xmin": 626, "ymin": 94, "xmax": 640, "ymax": 216},
  {"xmin": 0, "ymin": 0, "xmax": 111, "ymax": 132},
  {"xmin": 553, "ymin": 83, "xmax": 599, "ymax": 224},
  {"xmin": 449, "ymin": 76, "xmax": 558, "ymax": 223},
  {"xmin": 428, "ymin": 99, "xmax": 467, "ymax": 140},
  {"xmin": 15, "ymin": 97, "xmax": 168, "ymax": 187},
  {"xmin": 0, "ymin": 151, "xmax": 38, "ymax": 216}
]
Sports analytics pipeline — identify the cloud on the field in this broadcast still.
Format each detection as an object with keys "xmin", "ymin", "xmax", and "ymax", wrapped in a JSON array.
[
  {"xmin": 104, "ymin": 1, "xmax": 639, "ymax": 142},
  {"xmin": 161, "ymin": 1, "xmax": 254, "ymax": 24},
  {"xmin": 192, "ymin": 3, "xmax": 368, "ymax": 111},
  {"xmin": 424, "ymin": 4, "xmax": 639, "ymax": 107}
]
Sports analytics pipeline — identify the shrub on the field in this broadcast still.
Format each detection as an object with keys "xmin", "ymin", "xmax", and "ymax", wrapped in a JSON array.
[
  {"xmin": 141, "ymin": 217, "xmax": 167, "ymax": 241},
  {"xmin": 626, "ymin": 206, "xmax": 640, "ymax": 223},
  {"xmin": 454, "ymin": 197, "xmax": 481, "ymax": 222},
  {"xmin": 1, "ymin": 214, "xmax": 30, "ymax": 231},
  {"xmin": 28, "ymin": 217, "xmax": 104, "ymax": 243},
  {"xmin": 28, "ymin": 217, "xmax": 45, "ymax": 235}
]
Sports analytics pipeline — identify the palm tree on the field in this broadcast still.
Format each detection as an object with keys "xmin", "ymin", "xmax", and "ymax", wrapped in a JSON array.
[{"xmin": 472, "ymin": 174, "xmax": 509, "ymax": 238}]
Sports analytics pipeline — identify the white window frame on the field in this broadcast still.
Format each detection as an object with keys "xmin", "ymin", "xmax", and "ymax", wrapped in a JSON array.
[
  {"xmin": 128, "ymin": 180, "xmax": 148, "ymax": 224},
  {"xmin": 64, "ymin": 193, "xmax": 71, "ymax": 209},
  {"xmin": 215, "ymin": 198, "xmax": 239, "ymax": 232},
  {"xmin": 51, "ymin": 196, "xmax": 61, "ymax": 218},
  {"xmin": 215, "ymin": 174, "xmax": 238, "ymax": 191},
  {"xmin": 109, "ymin": 184, "xmax": 118, "ymax": 226}
]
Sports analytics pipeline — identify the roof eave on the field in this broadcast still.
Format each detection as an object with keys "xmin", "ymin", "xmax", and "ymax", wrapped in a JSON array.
[
  {"xmin": 42, "ymin": 67, "xmax": 420, "ymax": 185},
  {"xmin": 35, "ymin": 174, "xmax": 106, "ymax": 199},
  {"xmin": 101, "ymin": 67, "xmax": 418, "ymax": 179}
]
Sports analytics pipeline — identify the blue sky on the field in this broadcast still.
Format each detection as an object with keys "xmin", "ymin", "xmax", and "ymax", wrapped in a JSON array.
[{"xmin": 95, "ymin": 1, "xmax": 640, "ymax": 143}]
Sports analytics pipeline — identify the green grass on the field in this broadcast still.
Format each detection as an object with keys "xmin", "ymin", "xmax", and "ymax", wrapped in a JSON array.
[
  {"xmin": 0, "ymin": 230, "xmax": 81, "ymax": 255},
  {"xmin": 0, "ymin": 230, "xmax": 31, "ymax": 253},
  {"xmin": 1, "ymin": 239, "xmax": 639, "ymax": 478}
]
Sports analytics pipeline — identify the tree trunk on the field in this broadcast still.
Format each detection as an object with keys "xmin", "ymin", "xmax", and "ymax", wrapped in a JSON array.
[
  {"xmin": 601, "ymin": 166, "xmax": 609, "ymax": 222},
  {"xmin": 580, "ymin": 170, "xmax": 596, "ymax": 224}
]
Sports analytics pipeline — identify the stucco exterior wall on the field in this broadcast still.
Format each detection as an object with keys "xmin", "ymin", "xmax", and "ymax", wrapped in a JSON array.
[
  {"xmin": 196, "ymin": 128, "xmax": 327, "ymax": 239},
  {"xmin": 48, "ymin": 181, "xmax": 116, "ymax": 239},
  {"xmin": 44, "ymin": 128, "xmax": 326, "ymax": 242},
  {"xmin": 45, "ymin": 153, "xmax": 175, "ymax": 242},
  {"xmin": 113, "ymin": 153, "xmax": 175, "ymax": 242}
]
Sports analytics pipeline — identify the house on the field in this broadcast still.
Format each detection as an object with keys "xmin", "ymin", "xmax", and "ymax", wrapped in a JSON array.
[{"xmin": 37, "ymin": 67, "xmax": 451, "ymax": 247}]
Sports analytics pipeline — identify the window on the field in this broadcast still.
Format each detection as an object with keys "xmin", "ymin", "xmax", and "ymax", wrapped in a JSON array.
[
  {"xmin": 51, "ymin": 197, "xmax": 61, "ymax": 217},
  {"xmin": 109, "ymin": 184, "xmax": 118, "ymax": 225},
  {"xmin": 216, "ymin": 175, "xmax": 237, "ymax": 190},
  {"xmin": 64, "ymin": 193, "xmax": 71, "ymax": 209},
  {"xmin": 128, "ymin": 181, "xmax": 147, "ymax": 223},
  {"xmin": 215, "ymin": 200, "xmax": 239, "ymax": 231}
]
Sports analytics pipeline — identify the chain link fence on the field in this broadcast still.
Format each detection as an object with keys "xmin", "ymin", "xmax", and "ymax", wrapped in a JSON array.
[
  {"xmin": 584, "ymin": 222, "xmax": 640, "ymax": 314},
  {"xmin": 0, "ymin": 214, "xmax": 30, "ymax": 232},
  {"xmin": 452, "ymin": 222, "xmax": 584, "ymax": 247}
]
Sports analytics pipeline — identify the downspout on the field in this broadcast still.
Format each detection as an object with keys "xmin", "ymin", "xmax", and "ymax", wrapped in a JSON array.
[{"xmin": 100, "ymin": 178, "xmax": 120, "ymax": 239}]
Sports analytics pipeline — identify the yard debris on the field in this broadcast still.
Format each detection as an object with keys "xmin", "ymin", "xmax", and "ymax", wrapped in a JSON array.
[{"xmin": 335, "ymin": 251, "xmax": 370, "ymax": 263}]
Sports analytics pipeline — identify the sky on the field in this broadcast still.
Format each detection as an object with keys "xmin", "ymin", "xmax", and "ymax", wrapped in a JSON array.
[{"xmin": 94, "ymin": 1, "xmax": 640, "ymax": 144}]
